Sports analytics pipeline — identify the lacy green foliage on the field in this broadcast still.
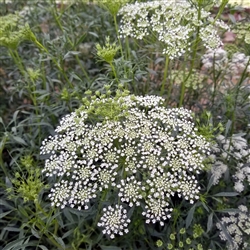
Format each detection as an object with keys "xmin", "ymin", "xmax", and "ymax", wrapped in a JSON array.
[
  {"xmin": 195, "ymin": 111, "xmax": 224, "ymax": 141},
  {"xmin": 171, "ymin": 69, "xmax": 206, "ymax": 90},
  {"xmin": 224, "ymin": 43, "xmax": 244, "ymax": 58},
  {"xmin": 78, "ymin": 86, "xmax": 131, "ymax": 121},
  {"xmin": 233, "ymin": 22, "xmax": 250, "ymax": 45},
  {"xmin": 6, "ymin": 155, "xmax": 45, "ymax": 203},
  {"xmin": 0, "ymin": 14, "xmax": 37, "ymax": 49}
]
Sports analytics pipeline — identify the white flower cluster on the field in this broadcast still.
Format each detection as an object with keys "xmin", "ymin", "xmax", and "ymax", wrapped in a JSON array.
[
  {"xmin": 210, "ymin": 160, "xmax": 228, "ymax": 185},
  {"xmin": 210, "ymin": 134, "xmax": 250, "ymax": 190},
  {"xmin": 97, "ymin": 205, "xmax": 131, "ymax": 239},
  {"xmin": 202, "ymin": 49, "xmax": 250, "ymax": 74},
  {"xmin": 41, "ymin": 95, "xmax": 210, "ymax": 237},
  {"xmin": 118, "ymin": 1, "xmax": 228, "ymax": 59},
  {"xmin": 216, "ymin": 205, "xmax": 250, "ymax": 250}
]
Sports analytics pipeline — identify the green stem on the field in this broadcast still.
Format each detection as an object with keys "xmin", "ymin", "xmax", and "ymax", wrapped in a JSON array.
[
  {"xmin": 0, "ymin": 134, "xmax": 9, "ymax": 179},
  {"xmin": 161, "ymin": 56, "xmax": 170, "ymax": 96},
  {"xmin": 109, "ymin": 62, "xmax": 119, "ymax": 83},
  {"xmin": 8, "ymin": 49, "xmax": 26, "ymax": 77},
  {"xmin": 41, "ymin": 59, "xmax": 47, "ymax": 90},
  {"xmin": 178, "ymin": 7, "xmax": 201, "ymax": 107},
  {"xmin": 213, "ymin": 0, "xmax": 229, "ymax": 23},
  {"xmin": 125, "ymin": 37, "xmax": 131, "ymax": 62},
  {"xmin": 34, "ymin": 39, "xmax": 74, "ymax": 88},
  {"xmin": 230, "ymin": 57, "xmax": 250, "ymax": 136},
  {"xmin": 114, "ymin": 15, "xmax": 124, "ymax": 59},
  {"xmin": 114, "ymin": 15, "xmax": 128, "ymax": 79},
  {"xmin": 34, "ymin": 203, "xmax": 62, "ymax": 249},
  {"xmin": 75, "ymin": 54, "xmax": 90, "ymax": 81}
]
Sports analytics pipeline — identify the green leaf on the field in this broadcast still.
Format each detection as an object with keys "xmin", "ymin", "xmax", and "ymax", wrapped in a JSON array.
[
  {"xmin": 214, "ymin": 192, "xmax": 239, "ymax": 197},
  {"xmin": 11, "ymin": 136, "xmax": 27, "ymax": 146},
  {"xmin": 2, "ymin": 238, "xmax": 25, "ymax": 250},
  {"xmin": 206, "ymin": 175, "xmax": 215, "ymax": 192},
  {"xmin": 74, "ymin": 33, "xmax": 86, "ymax": 47},
  {"xmin": 201, "ymin": 201, "xmax": 209, "ymax": 212},
  {"xmin": 37, "ymin": 246, "xmax": 49, "ymax": 250},
  {"xmin": 155, "ymin": 57, "xmax": 164, "ymax": 64},
  {"xmin": 0, "ymin": 210, "xmax": 13, "ymax": 219},
  {"xmin": 225, "ymin": 120, "xmax": 232, "ymax": 136},
  {"xmin": 53, "ymin": 235, "xmax": 65, "ymax": 249},
  {"xmin": 70, "ymin": 72, "xmax": 83, "ymax": 82},
  {"xmin": 13, "ymin": 241, "xmax": 44, "ymax": 250},
  {"xmin": 206, "ymin": 213, "xmax": 213, "ymax": 233},
  {"xmin": 18, "ymin": 205, "xmax": 29, "ymax": 217},
  {"xmin": 217, "ymin": 208, "xmax": 240, "ymax": 213},
  {"xmin": 100, "ymin": 246, "xmax": 122, "ymax": 250},
  {"xmin": 12, "ymin": 110, "xmax": 19, "ymax": 125},
  {"xmin": 186, "ymin": 203, "xmax": 197, "ymax": 229},
  {"xmin": 88, "ymin": 31, "xmax": 99, "ymax": 38},
  {"xmin": 0, "ymin": 116, "xmax": 5, "ymax": 127},
  {"xmin": 31, "ymin": 228, "xmax": 40, "ymax": 239},
  {"xmin": 63, "ymin": 51, "xmax": 81, "ymax": 60},
  {"xmin": 0, "ymin": 199, "xmax": 14, "ymax": 209}
]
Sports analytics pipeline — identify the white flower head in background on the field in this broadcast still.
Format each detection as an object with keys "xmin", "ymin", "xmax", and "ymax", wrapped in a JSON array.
[
  {"xmin": 118, "ymin": 1, "xmax": 228, "ymax": 59},
  {"xmin": 216, "ymin": 205, "xmax": 250, "ymax": 250},
  {"xmin": 211, "ymin": 133, "xmax": 250, "ymax": 191}
]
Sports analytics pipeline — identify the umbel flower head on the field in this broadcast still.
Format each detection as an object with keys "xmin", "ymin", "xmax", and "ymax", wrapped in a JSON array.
[
  {"xmin": 118, "ymin": 1, "xmax": 229, "ymax": 59},
  {"xmin": 216, "ymin": 205, "xmax": 250, "ymax": 250},
  {"xmin": 96, "ymin": 36, "xmax": 120, "ymax": 64},
  {"xmin": 0, "ymin": 14, "xmax": 37, "ymax": 50},
  {"xmin": 41, "ymin": 90, "xmax": 210, "ymax": 238}
]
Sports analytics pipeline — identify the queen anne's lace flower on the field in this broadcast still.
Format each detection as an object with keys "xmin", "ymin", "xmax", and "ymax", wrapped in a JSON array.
[
  {"xmin": 118, "ymin": 1, "xmax": 228, "ymax": 59},
  {"xmin": 97, "ymin": 205, "xmax": 131, "ymax": 239},
  {"xmin": 210, "ymin": 134, "xmax": 250, "ymax": 190},
  {"xmin": 41, "ymin": 94, "xmax": 210, "ymax": 237},
  {"xmin": 216, "ymin": 205, "xmax": 250, "ymax": 250}
]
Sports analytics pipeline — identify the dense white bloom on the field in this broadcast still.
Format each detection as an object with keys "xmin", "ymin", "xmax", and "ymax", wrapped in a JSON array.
[
  {"xmin": 212, "ymin": 133, "xmax": 250, "ymax": 191},
  {"xmin": 117, "ymin": 176, "xmax": 144, "ymax": 207},
  {"xmin": 142, "ymin": 197, "xmax": 173, "ymax": 226},
  {"xmin": 234, "ymin": 164, "xmax": 250, "ymax": 193},
  {"xmin": 41, "ymin": 94, "xmax": 210, "ymax": 236},
  {"xmin": 211, "ymin": 161, "xmax": 228, "ymax": 185},
  {"xmin": 118, "ymin": 1, "xmax": 228, "ymax": 59},
  {"xmin": 216, "ymin": 205, "xmax": 250, "ymax": 250},
  {"xmin": 97, "ymin": 205, "xmax": 131, "ymax": 239}
]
